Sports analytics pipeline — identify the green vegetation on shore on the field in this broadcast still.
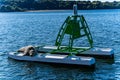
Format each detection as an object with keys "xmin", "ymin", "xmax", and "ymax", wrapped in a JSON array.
[{"xmin": 0, "ymin": 0, "xmax": 120, "ymax": 12}]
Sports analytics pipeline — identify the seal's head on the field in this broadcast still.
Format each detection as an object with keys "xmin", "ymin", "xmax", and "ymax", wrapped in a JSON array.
[{"xmin": 29, "ymin": 50, "xmax": 35, "ymax": 56}]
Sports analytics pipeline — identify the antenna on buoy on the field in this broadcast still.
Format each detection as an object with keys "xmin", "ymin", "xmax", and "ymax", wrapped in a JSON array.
[
  {"xmin": 73, "ymin": 2, "xmax": 78, "ymax": 15},
  {"xmin": 59, "ymin": 0, "xmax": 78, "ymax": 15}
]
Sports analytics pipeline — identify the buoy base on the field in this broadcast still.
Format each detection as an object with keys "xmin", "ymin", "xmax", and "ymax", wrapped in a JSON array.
[
  {"xmin": 8, "ymin": 52, "xmax": 95, "ymax": 68},
  {"xmin": 37, "ymin": 46, "xmax": 114, "ymax": 59}
]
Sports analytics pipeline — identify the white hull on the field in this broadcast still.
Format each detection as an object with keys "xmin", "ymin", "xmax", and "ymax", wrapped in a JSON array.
[
  {"xmin": 37, "ymin": 46, "xmax": 114, "ymax": 59},
  {"xmin": 8, "ymin": 52, "xmax": 95, "ymax": 67}
]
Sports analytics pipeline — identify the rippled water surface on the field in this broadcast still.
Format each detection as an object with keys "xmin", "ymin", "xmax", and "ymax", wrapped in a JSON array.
[{"xmin": 0, "ymin": 9, "xmax": 120, "ymax": 79}]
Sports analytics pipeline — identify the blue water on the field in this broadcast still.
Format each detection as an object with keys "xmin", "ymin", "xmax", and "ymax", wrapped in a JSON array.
[{"xmin": 0, "ymin": 9, "xmax": 120, "ymax": 79}]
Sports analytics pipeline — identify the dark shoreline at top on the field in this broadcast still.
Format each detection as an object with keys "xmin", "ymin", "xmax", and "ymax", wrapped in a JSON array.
[{"xmin": 1, "ymin": 0, "xmax": 120, "ymax": 12}]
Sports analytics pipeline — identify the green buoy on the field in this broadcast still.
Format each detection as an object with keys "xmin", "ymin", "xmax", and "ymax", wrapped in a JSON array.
[{"xmin": 37, "ymin": 1, "xmax": 114, "ymax": 59}]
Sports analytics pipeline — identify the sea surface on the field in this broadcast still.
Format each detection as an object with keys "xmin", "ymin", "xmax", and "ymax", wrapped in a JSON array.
[{"xmin": 0, "ymin": 9, "xmax": 120, "ymax": 80}]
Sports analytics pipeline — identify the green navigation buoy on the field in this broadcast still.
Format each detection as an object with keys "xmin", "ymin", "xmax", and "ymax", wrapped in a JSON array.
[{"xmin": 37, "ymin": 1, "xmax": 114, "ymax": 59}]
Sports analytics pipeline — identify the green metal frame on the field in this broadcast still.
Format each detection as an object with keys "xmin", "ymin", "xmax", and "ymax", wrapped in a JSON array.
[{"xmin": 54, "ymin": 15, "xmax": 93, "ymax": 54}]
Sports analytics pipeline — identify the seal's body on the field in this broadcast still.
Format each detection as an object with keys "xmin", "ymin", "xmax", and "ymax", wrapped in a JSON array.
[{"xmin": 18, "ymin": 45, "xmax": 35, "ymax": 56}]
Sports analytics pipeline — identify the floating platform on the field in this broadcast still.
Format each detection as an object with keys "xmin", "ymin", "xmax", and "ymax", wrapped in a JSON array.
[
  {"xmin": 8, "ymin": 52, "xmax": 95, "ymax": 68},
  {"xmin": 37, "ymin": 46, "xmax": 114, "ymax": 59}
]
